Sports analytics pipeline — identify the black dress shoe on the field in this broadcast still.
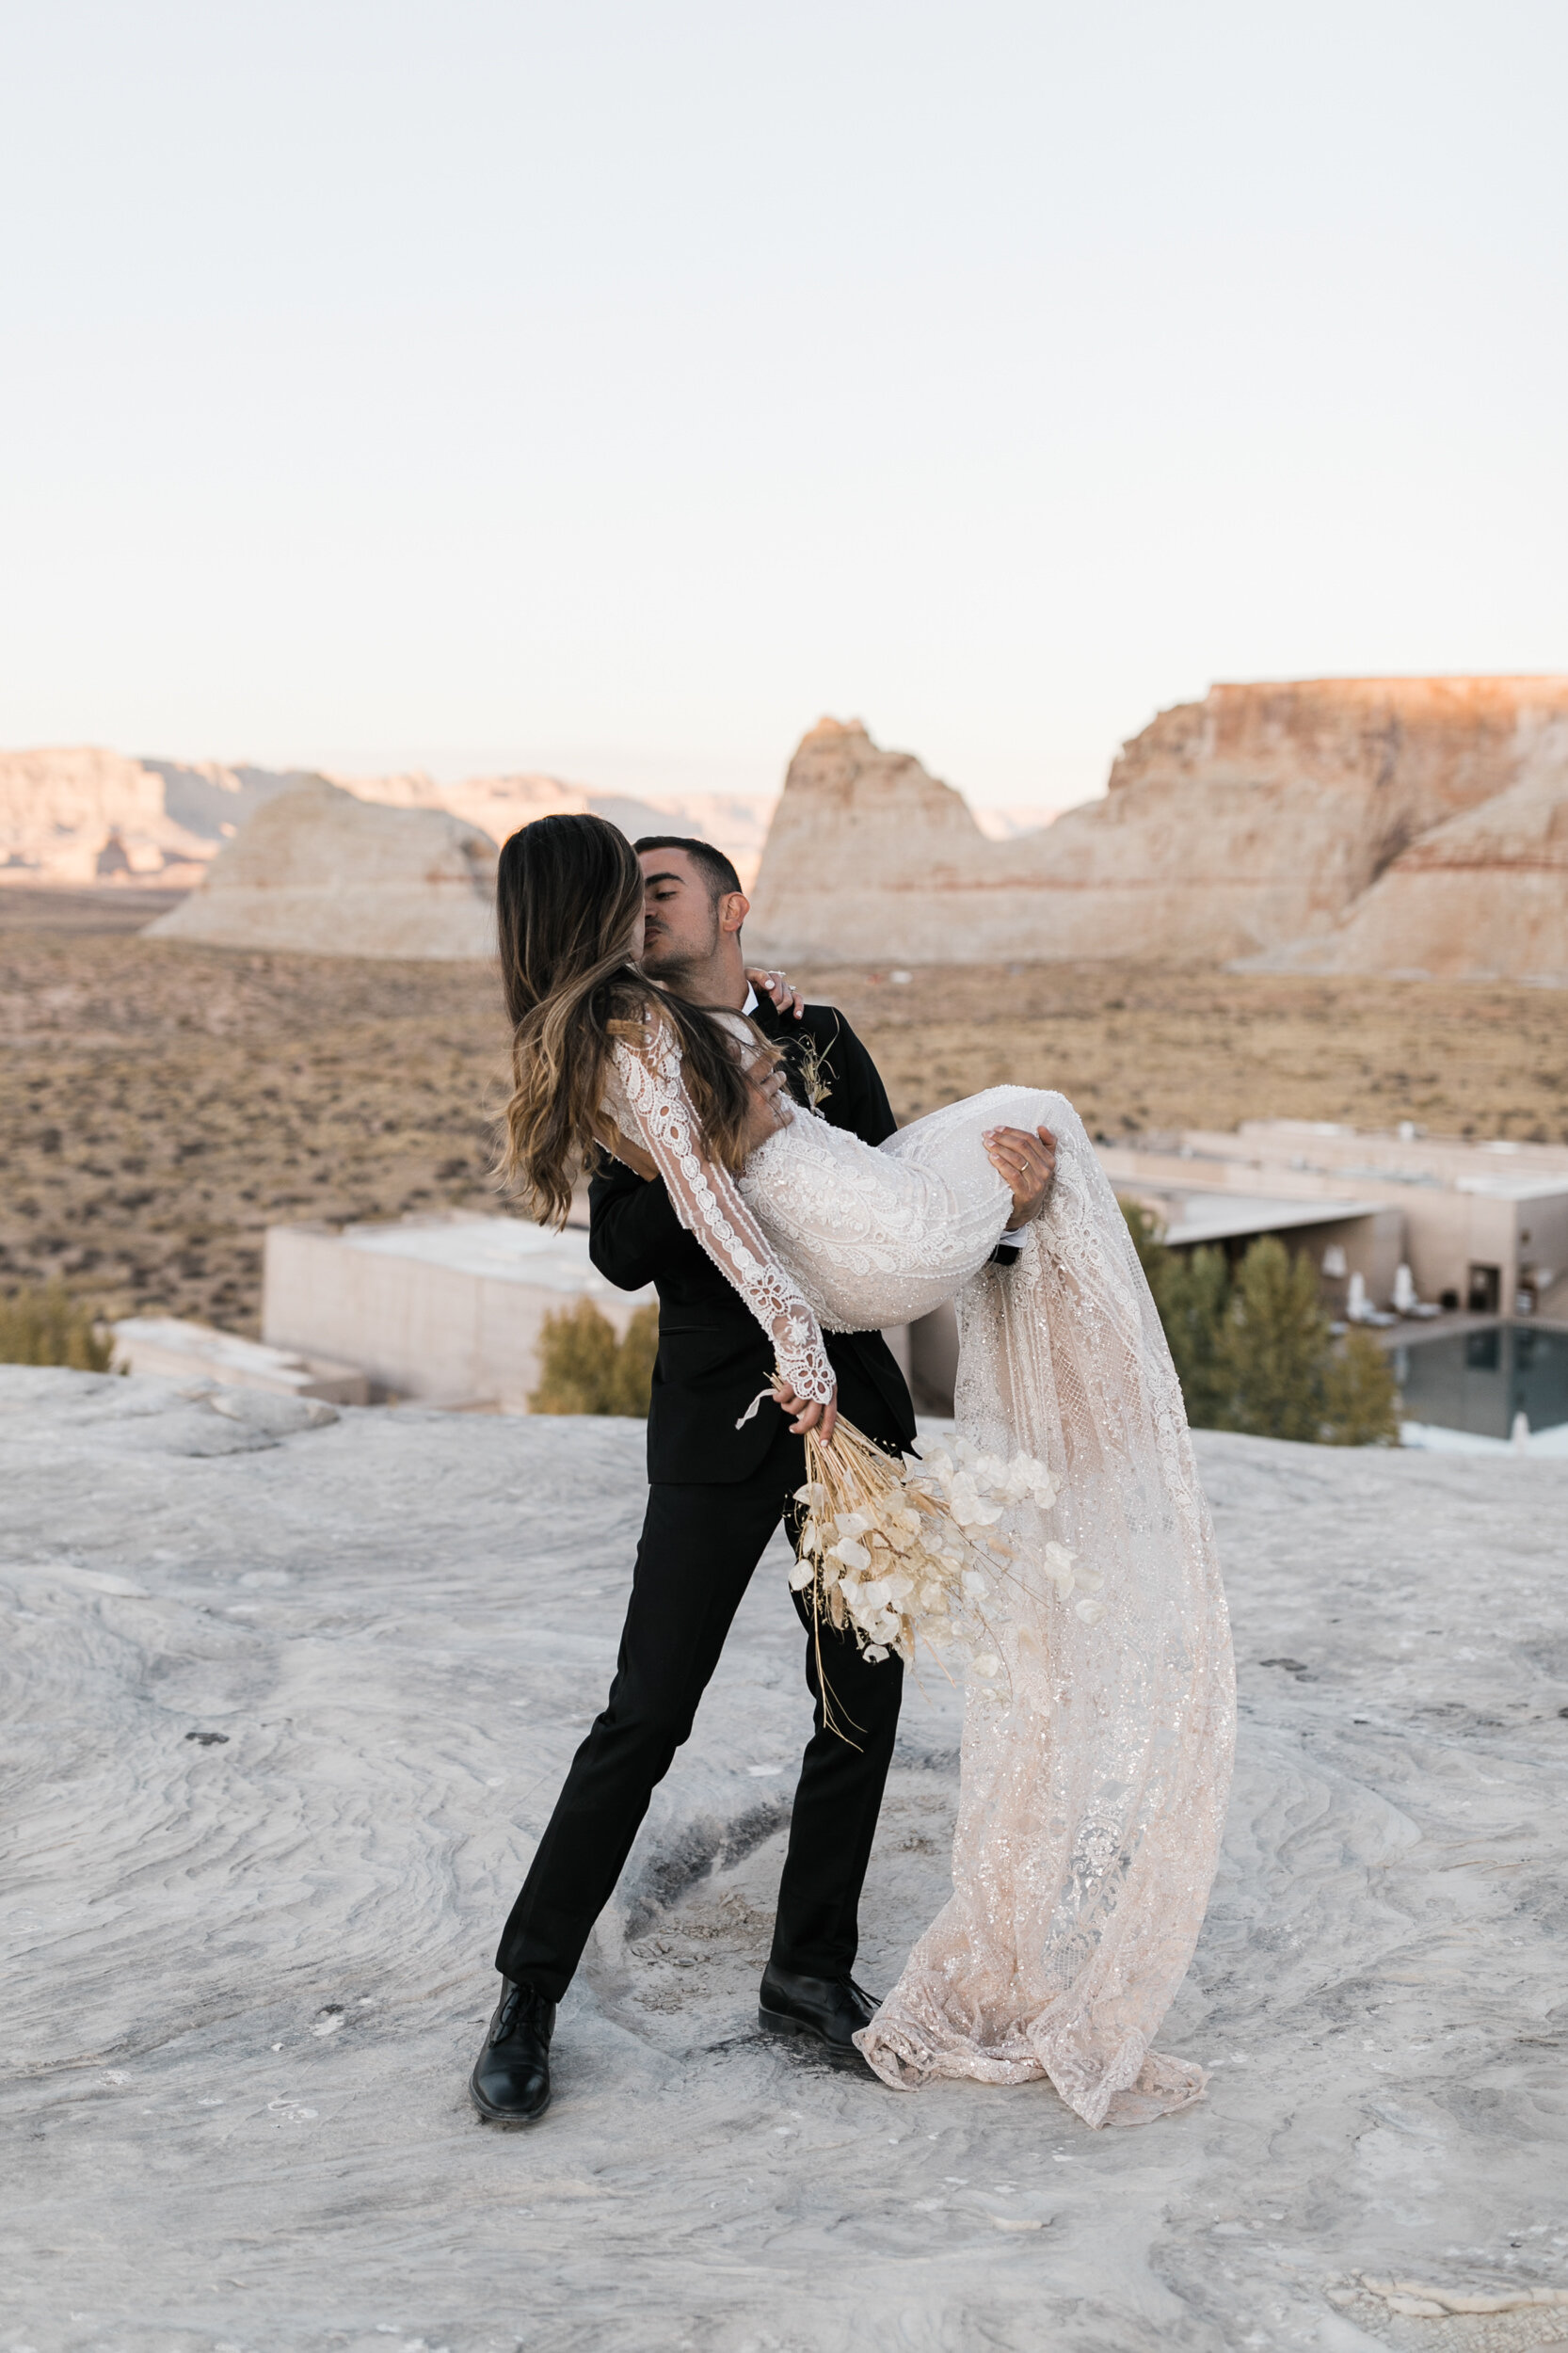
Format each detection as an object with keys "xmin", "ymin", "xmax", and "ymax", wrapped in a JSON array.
[
  {"xmin": 470, "ymin": 1977, "xmax": 555, "ymax": 2124},
  {"xmin": 758, "ymin": 1965, "xmax": 880, "ymax": 2072}
]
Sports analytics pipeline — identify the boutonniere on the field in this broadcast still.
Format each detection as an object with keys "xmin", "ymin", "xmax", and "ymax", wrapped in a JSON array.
[{"xmin": 789, "ymin": 1017, "xmax": 839, "ymax": 1113}]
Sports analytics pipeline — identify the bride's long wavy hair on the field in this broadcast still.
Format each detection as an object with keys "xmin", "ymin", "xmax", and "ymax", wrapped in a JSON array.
[{"xmin": 496, "ymin": 811, "xmax": 762, "ymax": 1227}]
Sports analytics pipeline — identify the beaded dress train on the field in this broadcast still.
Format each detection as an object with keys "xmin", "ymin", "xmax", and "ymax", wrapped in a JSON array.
[{"xmin": 603, "ymin": 1020, "xmax": 1236, "ymax": 2129}]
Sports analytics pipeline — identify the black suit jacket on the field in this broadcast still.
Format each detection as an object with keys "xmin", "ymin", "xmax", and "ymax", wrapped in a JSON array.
[{"xmin": 587, "ymin": 996, "xmax": 919, "ymax": 1484}]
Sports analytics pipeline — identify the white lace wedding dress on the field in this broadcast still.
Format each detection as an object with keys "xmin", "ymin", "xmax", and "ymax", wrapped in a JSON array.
[{"xmin": 605, "ymin": 1017, "xmax": 1236, "ymax": 2130}]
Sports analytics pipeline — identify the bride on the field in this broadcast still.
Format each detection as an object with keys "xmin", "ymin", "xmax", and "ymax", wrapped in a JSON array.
[{"xmin": 500, "ymin": 814, "xmax": 1235, "ymax": 2132}]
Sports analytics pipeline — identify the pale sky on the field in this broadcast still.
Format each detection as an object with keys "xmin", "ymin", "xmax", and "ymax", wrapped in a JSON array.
[{"xmin": 3, "ymin": 1, "xmax": 1564, "ymax": 810}]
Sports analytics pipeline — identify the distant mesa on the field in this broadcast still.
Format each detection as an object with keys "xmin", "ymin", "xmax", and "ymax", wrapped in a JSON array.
[
  {"xmin": 745, "ymin": 680, "xmax": 1568, "ymax": 979},
  {"xmin": 9, "ymin": 681, "xmax": 1564, "ymax": 975},
  {"xmin": 0, "ymin": 745, "xmax": 775, "ymax": 908},
  {"xmin": 1248, "ymin": 722, "xmax": 1568, "ymax": 980},
  {"xmin": 138, "ymin": 769, "xmax": 780, "ymax": 960},
  {"xmin": 144, "ymin": 779, "xmax": 500, "ymax": 960},
  {"xmin": 326, "ymin": 776, "xmax": 775, "ymax": 887},
  {"xmin": 0, "ymin": 746, "xmax": 304, "ymax": 888},
  {"xmin": 95, "ymin": 828, "xmax": 134, "ymax": 878}
]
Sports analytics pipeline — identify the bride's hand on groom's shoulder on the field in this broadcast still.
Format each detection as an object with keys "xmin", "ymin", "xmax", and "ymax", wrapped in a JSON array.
[
  {"xmin": 746, "ymin": 967, "xmax": 806, "ymax": 1020},
  {"xmin": 985, "ymin": 1122, "xmax": 1058, "ymax": 1229}
]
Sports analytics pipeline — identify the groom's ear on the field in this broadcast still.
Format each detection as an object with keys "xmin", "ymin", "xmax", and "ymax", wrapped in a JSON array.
[{"xmin": 718, "ymin": 889, "xmax": 750, "ymax": 936}]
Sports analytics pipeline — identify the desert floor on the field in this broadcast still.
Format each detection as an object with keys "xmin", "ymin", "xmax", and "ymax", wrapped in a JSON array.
[
  {"xmin": 4, "ymin": 1369, "xmax": 1568, "ymax": 2351},
  {"xmin": 3, "ymin": 887, "xmax": 1565, "ymax": 1332}
]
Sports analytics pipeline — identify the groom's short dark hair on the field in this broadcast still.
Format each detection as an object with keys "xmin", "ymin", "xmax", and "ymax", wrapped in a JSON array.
[{"xmin": 633, "ymin": 835, "xmax": 744, "ymax": 902}]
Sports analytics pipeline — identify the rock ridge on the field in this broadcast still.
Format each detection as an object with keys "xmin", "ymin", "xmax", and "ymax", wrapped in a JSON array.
[
  {"xmin": 746, "ymin": 680, "xmax": 1568, "ymax": 975},
  {"xmin": 145, "ymin": 778, "xmax": 500, "ymax": 960}
]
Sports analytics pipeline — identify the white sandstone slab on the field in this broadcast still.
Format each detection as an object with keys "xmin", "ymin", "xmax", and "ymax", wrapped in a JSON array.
[
  {"xmin": 112, "ymin": 1316, "xmax": 371, "ymax": 1405},
  {"xmin": 3, "ymin": 1367, "xmax": 1568, "ymax": 2351}
]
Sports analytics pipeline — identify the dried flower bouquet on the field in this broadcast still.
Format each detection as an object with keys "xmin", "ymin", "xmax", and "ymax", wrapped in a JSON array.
[{"xmin": 790, "ymin": 1418, "xmax": 1100, "ymax": 1712}]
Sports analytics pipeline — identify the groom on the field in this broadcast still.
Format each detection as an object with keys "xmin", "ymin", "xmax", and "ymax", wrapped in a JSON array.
[{"xmin": 472, "ymin": 835, "xmax": 1055, "ymax": 2125}]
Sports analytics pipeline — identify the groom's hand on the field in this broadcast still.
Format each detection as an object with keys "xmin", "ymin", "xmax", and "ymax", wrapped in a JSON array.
[
  {"xmin": 773, "ymin": 1377, "xmax": 838, "ymax": 1446},
  {"xmin": 984, "ymin": 1123, "xmax": 1057, "ymax": 1229}
]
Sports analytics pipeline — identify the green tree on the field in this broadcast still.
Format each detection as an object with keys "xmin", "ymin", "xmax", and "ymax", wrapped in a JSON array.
[
  {"xmin": 1216, "ymin": 1235, "xmax": 1332, "ymax": 1441},
  {"xmin": 1118, "ymin": 1204, "xmax": 1400, "ymax": 1445},
  {"xmin": 528, "ymin": 1299, "xmax": 660, "ymax": 1416},
  {"xmin": 1320, "ymin": 1327, "xmax": 1401, "ymax": 1446},
  {"xmin": 1120, "ymin": 1197, "xmax": 1169, "ymax": 1289},
  {"xmin": 0, "ymin": 1281, "xmax": 116, "ymax": 1371},
  {"xmin": 1158, "ymin": 1246, "xmax": 1234, "ymax": 1429},
  {"xmin": 1119, "ymin": 1199, "xmax": 1232, "ymax": 1428}
]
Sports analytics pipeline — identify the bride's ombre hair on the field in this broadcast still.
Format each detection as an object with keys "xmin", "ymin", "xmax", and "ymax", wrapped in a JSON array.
[{"xmin": 496, "ymin": 811, "xmax": 762, "ymax": 1226}]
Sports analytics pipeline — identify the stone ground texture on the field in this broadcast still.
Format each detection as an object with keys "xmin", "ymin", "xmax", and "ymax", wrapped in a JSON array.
[{"xmin": 4, "ymin": 1369, "xmax": 1568, "ymax": 2352}]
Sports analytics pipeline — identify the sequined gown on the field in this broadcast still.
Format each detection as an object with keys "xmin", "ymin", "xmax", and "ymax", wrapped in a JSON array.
[{"xmin": 605, "ymin": 1019, "xmax": 1236, "ymax": 2130}]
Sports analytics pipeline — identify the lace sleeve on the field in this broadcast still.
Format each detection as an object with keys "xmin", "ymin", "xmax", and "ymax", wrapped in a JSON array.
[{"xmin": 610, "ymin": 1029, "xmax": 835, "ymax": 1404}]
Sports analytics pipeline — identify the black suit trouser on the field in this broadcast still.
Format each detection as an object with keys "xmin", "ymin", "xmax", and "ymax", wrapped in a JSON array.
[{"xmin": 494, "ymin": 1421, "xmax": 905, "ymax": 2001}]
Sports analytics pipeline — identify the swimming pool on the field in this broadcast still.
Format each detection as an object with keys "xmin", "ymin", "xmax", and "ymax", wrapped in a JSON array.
[{"xmin": 1391, "ymin": 1322, "xmax": 1568, "ymax": 1440}]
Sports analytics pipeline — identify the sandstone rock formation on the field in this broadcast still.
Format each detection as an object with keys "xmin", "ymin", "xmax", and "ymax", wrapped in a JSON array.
[
  {"xmin": 1, "ymin": 745, "xmax": 775, "ymax": 895},
  {"xmin": 0, "ymin": 747, "xmax": 313, "ymax": 888},
  {"xmin": 1256, "ymin": 721, "xmax": 1568, "ymax": 980},
  {"xmin": 333, "ymin": 768, "xmax": 664, "ymax": 842},
  {"xmin": 333, "ymin": 772, "xmax": 775, "ymax": 888},
  {"xmin": 746, "ymin": 681, "xmax": 1568, "ymax": 972},
  {"xmin": 144, "ymin": 779, "xmax": 499, "ymax": 959}
]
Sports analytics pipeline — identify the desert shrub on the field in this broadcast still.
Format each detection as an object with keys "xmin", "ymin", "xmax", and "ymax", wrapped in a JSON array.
[
  {"xmin": 528, "ymin": 1299, "xmax": 660, "ymax": 1416},
  {"xmin": 1119, "ymin": 1208, "xmax": 1400, "ymax": 1446},
  {"xmin": 0, "ymin": 1281, "xmax": 116, "ymax": 1371}
]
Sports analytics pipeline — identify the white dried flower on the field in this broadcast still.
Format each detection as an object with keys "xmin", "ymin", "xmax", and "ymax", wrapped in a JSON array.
[
  {"xmin": 948, "ymin": 1474, "xmax": 1003, "ymax": 1528},
  {"xmin": 784, "ymin": 1417, "xmax": 1087, "ymax": 1716},
  {"xmin": 1002, "ymin": 1451, "xmax": 1059, "ymax": 1509},
  {"xmin": 1043, "ymin": 1541, "xmax": 1077, "ymax": 1595}
]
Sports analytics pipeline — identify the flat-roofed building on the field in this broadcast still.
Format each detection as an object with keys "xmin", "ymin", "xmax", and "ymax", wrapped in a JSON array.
[
  {"xmin": 252, "ymin": 1125, "xmax": 1567, "ymax": 1421},
  {"xmin": 1100, "ymin": 1122, "xmax": 1568, "ymax": 1319},
  {"xmin": 263, "ymin": 1212, "xmax": 653, "ymax": 1411}
]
